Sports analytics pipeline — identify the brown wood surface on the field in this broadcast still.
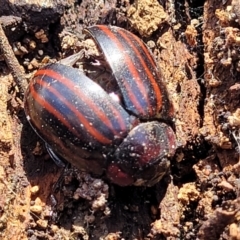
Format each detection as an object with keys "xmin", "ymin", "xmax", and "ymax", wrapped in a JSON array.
[{"xmin": 0, "ymin": 0, "xmax": 240, "ymax": 239}]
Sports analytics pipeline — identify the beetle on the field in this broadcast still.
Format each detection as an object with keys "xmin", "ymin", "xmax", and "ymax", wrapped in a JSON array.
[{"xmin": 24, "ymin": 25, "xmax": 177, "ymax": 186}]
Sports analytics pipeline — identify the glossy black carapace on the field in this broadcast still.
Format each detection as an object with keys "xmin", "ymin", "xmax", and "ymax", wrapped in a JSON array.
[{"xmin": 24, "ymin": 25, "xmax": 177, "ymax": 186}]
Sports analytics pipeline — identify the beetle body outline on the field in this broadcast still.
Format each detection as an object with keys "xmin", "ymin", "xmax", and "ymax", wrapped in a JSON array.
[{"xmin": 24, "ymin": 25, "xmax": 177, "ymax": 186}]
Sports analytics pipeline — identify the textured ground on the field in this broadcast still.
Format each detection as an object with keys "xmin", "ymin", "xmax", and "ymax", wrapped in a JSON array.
[{"xmin": 0, "ymin": 0, "xmax": 240, "ymax": 239}]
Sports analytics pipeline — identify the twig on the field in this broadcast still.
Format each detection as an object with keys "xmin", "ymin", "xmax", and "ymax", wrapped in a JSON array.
[{"xmin": 0, "ymin": 23, "xmax": 27, "ymax": 96}]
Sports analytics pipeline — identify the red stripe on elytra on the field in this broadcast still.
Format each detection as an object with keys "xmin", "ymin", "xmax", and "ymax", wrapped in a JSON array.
[
  {"xmin": 31, "ymin": 76, "xmax": 113, "ymax": 145},
  {"xmin": 35, "ymin": 69, "xmax": 127, "ymax": 137},
  {"xmin": 119, "ymin": 29, "xmax": 163, "ymax": 114},
  {"xmin": 132, "ymin": 33, "xmax": 156, "ymax": 68},
  {"xmin": 29, "ymin": 82, "xmax": 80, "ymax": 138},
  {"xmin": 97, "ymin": 25, "xmax": 147, "ymax": 116}
]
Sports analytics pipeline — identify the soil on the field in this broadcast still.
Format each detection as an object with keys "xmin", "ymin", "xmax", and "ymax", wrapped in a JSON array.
[{"xmin": 0, "ymin": 0, "xmax": 240, "ymax": 239}]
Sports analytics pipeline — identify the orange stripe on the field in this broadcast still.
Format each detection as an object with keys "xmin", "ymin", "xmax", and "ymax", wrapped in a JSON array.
[
  {"xmin": 35, "ymin": 69, "xmax": 126, "ymax": 136},
  {"xmin": 119, "ymin": 29, "xmax": 162, "ymax": 113},
  {"xmin": 98, "ymin": 26, "xmax": 146, "ymax": 116},
  {"xmin": 32, "ymin": 77, "xmax": 112, "ymax": 144},
  {"xmin": 29, "ymin": 83, "xmax": 80, "ymax": 138}
]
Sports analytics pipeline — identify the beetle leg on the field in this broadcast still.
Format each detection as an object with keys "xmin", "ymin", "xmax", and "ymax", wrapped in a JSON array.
[{"xmin": 45, "ymin": 143, "xmax": 66, "ymax": 168}]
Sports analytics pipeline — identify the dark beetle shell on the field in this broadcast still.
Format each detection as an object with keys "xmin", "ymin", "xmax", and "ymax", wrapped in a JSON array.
[
  {"xmin": 107, "ymin": 121, "xmax": 176, "ymax": 186},
  {"xmin": 85, "ymin": 25, "xmax": 169, "ymax": 119},
  {"xmin": 25, "ymin": 63, "xmax": 138, "ymax": 175},
  {"xmin": 24, "ymin": 25, "xmax": 177, "ymax": 186}
]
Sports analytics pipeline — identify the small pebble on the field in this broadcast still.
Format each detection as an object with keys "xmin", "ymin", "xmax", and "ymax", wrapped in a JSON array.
[
  {"xmin": 30, "ymin": 205, "xmax": 42, "ymax": 214},
  {"xmin": 151, "ymin": 205, "xmax": 158, "ymax": 216},
  {"xmin": 30, "ymin": 185, "xmax": 39, "ymax": 195},
  {"xmin": 51, "ymin": 224, "xmax": 59, "ymax": 233},
  {"xmin": 36, "ymin": 219, "xmax": 48, "ymax": 229}
]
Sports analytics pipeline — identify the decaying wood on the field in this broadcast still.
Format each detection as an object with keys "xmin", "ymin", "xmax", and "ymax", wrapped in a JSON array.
[
  {"xmin": 0, "ymin": 0, "xmax": 240, "ymax": 239},
  {"xmin": 0, "ymin": 23, "xmax": 27, "ymax": 95}
]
